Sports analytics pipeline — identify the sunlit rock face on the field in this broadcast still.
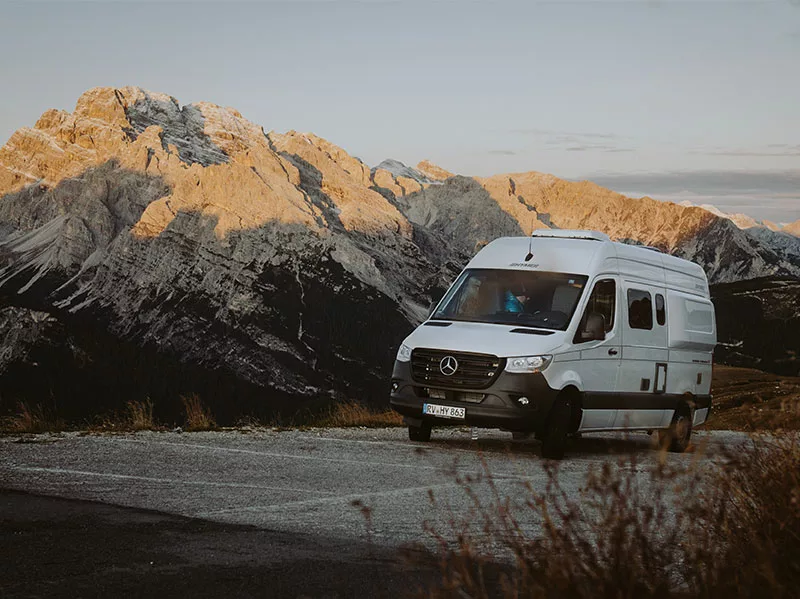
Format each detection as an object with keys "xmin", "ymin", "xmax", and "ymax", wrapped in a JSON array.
[
  {"xmin": 783, "ymin": 219, "xmax": 800, "ymax": 237},
  {"xmin": 0, "ymin": 87, "xmax": 797, "ymax": 419},
  {"xmin": 0, "ymin": 88, "xmax": 449, "ymax": 417}
]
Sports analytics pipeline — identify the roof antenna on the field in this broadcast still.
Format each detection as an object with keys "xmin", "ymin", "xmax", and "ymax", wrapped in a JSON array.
[{"xmin": 524, "ymin": 216, "xmax": 534, "ymax": 262}]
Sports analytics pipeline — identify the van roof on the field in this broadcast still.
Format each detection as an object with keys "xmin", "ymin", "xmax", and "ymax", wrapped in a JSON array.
[{"xmin": 467, "ymin": 230, "xmax": 710, "ymax": 297}]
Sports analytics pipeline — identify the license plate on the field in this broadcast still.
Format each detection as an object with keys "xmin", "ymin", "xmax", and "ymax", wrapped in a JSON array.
[{"xmin": 423, "ymin": 403, "xmax": 465, "ymax": 419}]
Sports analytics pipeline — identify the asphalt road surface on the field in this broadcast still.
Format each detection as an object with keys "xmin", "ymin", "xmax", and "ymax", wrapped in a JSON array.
[{"xmin": 1, "ymin": 427, "xmax": 747, "ymax": 598}]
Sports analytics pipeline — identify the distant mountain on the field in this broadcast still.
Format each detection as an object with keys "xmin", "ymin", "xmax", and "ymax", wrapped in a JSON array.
[
  {"xmin": 678, "ymin": 200, "xmax": 799, "ymax": 237},
  {"xmin": 671, "ymin": 203, "xmax": 800, "ymax": 272},
  {"xmin": 0, "ymin": 86, "xmax": 797, "ymax": 420},
  {"xmin": 784, "ymin": 219, "xmax": 800, "ymax": 236}
]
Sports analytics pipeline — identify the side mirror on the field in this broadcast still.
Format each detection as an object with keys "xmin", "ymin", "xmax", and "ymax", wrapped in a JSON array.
[{"xmin": 580, "ymin": 313, "xmax": 606, "ymax": 341}]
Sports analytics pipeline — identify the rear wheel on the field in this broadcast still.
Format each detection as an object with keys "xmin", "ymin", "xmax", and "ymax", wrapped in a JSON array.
[
  {"xmin": 541, "ymin": 397, "xmax": 572, "ymax": 460},
  {"xmin": 659, "ymin": 403, "xmax": 693, "ymax": 452},
  {"xmin": 408, "ymin": 422, "xmax": 432, "ymax": 442}
]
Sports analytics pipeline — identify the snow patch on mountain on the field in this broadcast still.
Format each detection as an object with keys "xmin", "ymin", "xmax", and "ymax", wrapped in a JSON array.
[{"xmin": 372, "ymin": 159, "xmax": 435, "ymax": 185}]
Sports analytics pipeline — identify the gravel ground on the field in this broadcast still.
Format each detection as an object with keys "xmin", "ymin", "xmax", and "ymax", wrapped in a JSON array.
[{"xmin": 1, "ymin": 427, "xmax": 750, "ymax": 597}]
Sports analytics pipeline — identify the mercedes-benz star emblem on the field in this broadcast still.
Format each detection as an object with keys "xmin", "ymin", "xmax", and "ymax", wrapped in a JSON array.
[{"xmin": 439, "ymin": 356, "xmax": 458, "ymax": 376}]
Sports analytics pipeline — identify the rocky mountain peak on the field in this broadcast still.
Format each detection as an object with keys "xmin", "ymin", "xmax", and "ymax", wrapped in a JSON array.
[
  {"xmin": 784, "ymin": 219, "xmax": 800, "ymax": 236},
  {"xmin": 416, "ymin": 160, "xmax": 453, "ymax": 181}
]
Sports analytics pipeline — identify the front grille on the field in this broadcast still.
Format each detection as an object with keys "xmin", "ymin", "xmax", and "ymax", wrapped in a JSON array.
[{"xmin": 411, "ymin": 348, "xmax": 503, "ymax": 390}]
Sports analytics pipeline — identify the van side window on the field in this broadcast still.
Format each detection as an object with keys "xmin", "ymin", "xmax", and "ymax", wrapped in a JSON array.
[
  {"xmin": 655, "ymin": 293, "xmax": 666, "ymax": 326},
  {"xmin": 575, "ymin": 279, "xmax": 615, "ymax": 343},
  {"xmin": 627, "ymin": 289, "xmax": 653, "ymax": 330}
]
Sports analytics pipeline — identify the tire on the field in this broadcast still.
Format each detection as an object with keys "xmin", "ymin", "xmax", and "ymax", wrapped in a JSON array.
[
  {"xmin": 408, "ymin": 422, "xmax": 432, "ymax": 442},
  {"xmin": 659, "ymin": 404, "xmax": 693, "ymax": 453},
  {"xmin": 541, "ymin": 398, "xmax": 572, "ymax": 460}
]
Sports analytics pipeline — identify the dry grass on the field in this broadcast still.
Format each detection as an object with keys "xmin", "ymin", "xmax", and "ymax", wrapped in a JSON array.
[
  {"xmin": 1, "ymin": 402, "xmax": 65, "ymax": 433},
  {"xmin": 181, "ymin": 394, "xmax": 216, "ymax": 431},
  {"xmin": 684, "ymin": 435, "xmax": 800, "ymax": 596},
  {"xmin": 84, "ymin": 399, "xmax": 159, "ymax": 432},
  {"xmin": 126, "ymin": 399, "xmax": 156, "ymax": 431},
  {"xmin": 420, "ymin": 435, "xmax": 800, "ymax": 598},
  {"xmin": 310, "ymin": 400, "xmax": 404, "ymax": 428},
  {"xmin": 709, "ymin": 365, "xmax": 800, "ymax": 431}
]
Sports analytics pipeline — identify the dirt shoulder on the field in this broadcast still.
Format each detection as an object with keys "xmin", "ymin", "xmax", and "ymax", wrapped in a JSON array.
[{"xmin": 707, "ymin": 365, "xmax": 800, "ymax": 431}]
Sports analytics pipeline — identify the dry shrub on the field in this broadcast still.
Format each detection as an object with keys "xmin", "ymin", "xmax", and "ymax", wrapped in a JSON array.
[
  {"xmin": 312, "ymin": 400, "xmax": 404, "ymax": 428},
  {"xmin": 126, "ymin": 399, "xmax": 156, "ymax": 431},
  {"xmin": 424, "ymin": 436, "xmax": 800, "ymax": 598},
  {"xmin": 181, "ymin": 394, "xmax": 216, "ymax": 431},
  {"xmin": 88, "ymin": 400, "xmax": 158, "ymax": 432},
  {"xmin": 2, "ymin": 402, "xmax": 64, "ymax": 433},
  {"xmin": 684, "ymin": 435, "xmax": 800, "ymax": 596}
]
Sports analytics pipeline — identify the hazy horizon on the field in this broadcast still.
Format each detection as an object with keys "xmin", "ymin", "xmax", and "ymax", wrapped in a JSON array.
[{"xmin": 1, "ymin": 0, "xmax": 798, "ymax": 223}]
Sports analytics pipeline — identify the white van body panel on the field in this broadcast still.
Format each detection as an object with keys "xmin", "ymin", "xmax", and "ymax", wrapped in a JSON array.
[
  {"xmin": 666, "ymin": 292, "xmax": 717, "ymax": 350},
  {"xmin": 403, "ymin": 321, "xmax": 568, "ymax": 359},
  {"xmin": 543, "ymin": 360, "xmax": 583, "ymax": 392}
]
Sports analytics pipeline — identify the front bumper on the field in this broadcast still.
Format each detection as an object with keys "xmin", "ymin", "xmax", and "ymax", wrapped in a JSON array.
[{"xmin": 389, "ymin": 360, "xmax": 560, "ymax": 433}]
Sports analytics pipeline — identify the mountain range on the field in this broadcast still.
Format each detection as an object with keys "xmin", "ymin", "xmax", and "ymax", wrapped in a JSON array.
[
  {"xmin": 0, "ymin": 87, "xmax": 797, "ymax": 421},
  {"xmin": 676, "ymin": 200, "xmax": 799, "ymax": 236}
]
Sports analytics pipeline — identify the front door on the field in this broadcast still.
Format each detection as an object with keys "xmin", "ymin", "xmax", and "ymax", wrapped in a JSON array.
[{"xmin": 574, "ymin": 278, "xmax": 621, "ymax": 431}]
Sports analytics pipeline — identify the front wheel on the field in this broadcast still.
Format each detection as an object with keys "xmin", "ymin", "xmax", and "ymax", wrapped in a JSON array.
[
  {"xmin": 659, "ymin": 404, "xmax": 693, "ymax": 452},
  {"xmin": 541, "ymin": 398, "xmax": 572, "ymax": 460},
  {"xmin": 409, "ymin": 422, "xmax": 432, "ymax": 442}
]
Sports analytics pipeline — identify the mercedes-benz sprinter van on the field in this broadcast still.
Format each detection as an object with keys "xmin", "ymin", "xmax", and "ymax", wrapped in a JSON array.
[{"xmin": 389, "ymin": 230, "xmax": 716, "ymax": 459}]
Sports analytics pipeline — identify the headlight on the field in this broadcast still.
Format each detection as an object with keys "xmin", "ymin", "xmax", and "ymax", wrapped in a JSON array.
[
  {"xmin": 505, "ymin": 355, "xmax": 552, "ymax": 373},
  {"xmin": 396, "ymin": 344, "xmax": 412, "ymax": 362}
]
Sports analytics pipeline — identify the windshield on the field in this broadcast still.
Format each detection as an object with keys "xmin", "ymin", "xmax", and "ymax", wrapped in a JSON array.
[{"xmin": 432, "ymin": 269, "xmax": 589, "ymax": 330}]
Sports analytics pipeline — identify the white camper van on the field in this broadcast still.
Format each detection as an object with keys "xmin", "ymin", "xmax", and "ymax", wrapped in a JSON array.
[{"xmin": 389, "ymin": 230, "xmax": 716, "ymax": 459}]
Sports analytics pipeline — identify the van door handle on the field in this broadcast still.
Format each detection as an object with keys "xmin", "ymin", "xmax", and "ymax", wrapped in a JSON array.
[{"xmin": 608, "ymin": 348, "xmax": 618, "ymax": 356}]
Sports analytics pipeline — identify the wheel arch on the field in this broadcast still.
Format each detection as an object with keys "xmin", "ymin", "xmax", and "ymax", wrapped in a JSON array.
[{"xmin": 555, "ymin": 384, "xmax": 583, "ymax": 434}]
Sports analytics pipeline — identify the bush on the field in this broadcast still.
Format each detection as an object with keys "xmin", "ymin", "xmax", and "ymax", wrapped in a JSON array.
[
  {"xmin": 126, "ymin": 399, "xmax": 156, "ymax": 431},
  {"xmin": 1, "ymin": 402, "xmax": 64, "ymax": 433},
  {"xmin": 181, "ymin": 394, "xmax": 216, "ymax": 431},
  {"xmin": 684, "ymin": 435, "xmax": 800, "ymax": 596},
  {"xmin": 423, "ymin": 436, "xmax": 800, "ymax": 598},
  {"xmin": 309, "ymin": 400, "xmax": 403, "ymax": 428}
]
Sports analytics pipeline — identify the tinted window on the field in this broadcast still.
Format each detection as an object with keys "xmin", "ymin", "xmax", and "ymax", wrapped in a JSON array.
[
  {"xmin": 655, "ymin": 293, "xmax": 666, "ymax": 326},
  {"xmin": 433, "ymin": 269, "xmax": 588, "ymax": 330},
  {"xmin": 627, "ymin": 289, "xmax": 653, "ymax": 330},
  {"xmin": 575, "ymin": 279, "xmax": 616, "ymax": 344}
]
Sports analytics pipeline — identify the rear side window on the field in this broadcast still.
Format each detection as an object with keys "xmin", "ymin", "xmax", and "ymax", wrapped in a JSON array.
[
  {"xmin": 627, "ymin": 289, "xmax": 653, "ymax": 330},
  {"xmin": 655, "ymin": 293, "xmax": 666, "ymax": 326}
]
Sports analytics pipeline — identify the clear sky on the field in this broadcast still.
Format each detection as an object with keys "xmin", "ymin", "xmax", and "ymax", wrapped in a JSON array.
[{"xmin": 1, "ymin": 0, "xmax": 798, "ymax": 223}]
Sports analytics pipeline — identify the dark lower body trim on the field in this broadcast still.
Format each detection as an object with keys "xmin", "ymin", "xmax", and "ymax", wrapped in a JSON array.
[{"xmin": 583, "ymin": 392, "xmax": 712, "ymax": 411}]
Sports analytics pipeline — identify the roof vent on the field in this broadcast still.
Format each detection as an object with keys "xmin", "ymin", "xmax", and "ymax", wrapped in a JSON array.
[{"xmin": 530, "ymin": 230, "xmax": 610, "ymax": 242}]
